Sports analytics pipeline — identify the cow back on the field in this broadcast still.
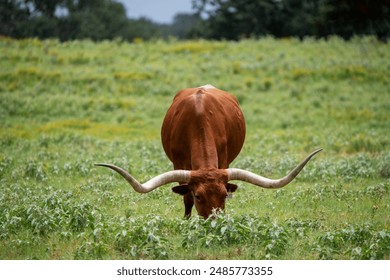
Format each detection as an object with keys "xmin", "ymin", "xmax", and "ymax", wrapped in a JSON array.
[{"xmin": 161, "ymin": 86, "xmax": 246, "ymax": 170}]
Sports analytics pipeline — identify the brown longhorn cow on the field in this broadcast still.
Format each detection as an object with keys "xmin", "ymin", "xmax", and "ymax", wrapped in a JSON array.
[{"xmin": 96, "ymin": 85, "xmax": 322, "ymax": 218}]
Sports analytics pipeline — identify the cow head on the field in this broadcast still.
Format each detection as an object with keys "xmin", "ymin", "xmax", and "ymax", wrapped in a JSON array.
[
  {"xmin": 171, "ymin": 169, "xmax": 238, "ymax": 218},
  {"xmin": 95, "ymin": 148, "xmax": 322, "ymax": 218}
]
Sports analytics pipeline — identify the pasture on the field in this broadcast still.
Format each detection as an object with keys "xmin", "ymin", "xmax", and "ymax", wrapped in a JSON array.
[{"xmin": 0, "ymin": 36, "xmax": 389, "ymax": 259}]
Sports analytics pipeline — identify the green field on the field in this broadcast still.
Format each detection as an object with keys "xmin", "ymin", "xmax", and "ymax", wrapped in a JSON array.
[{"xmin": 0, "ymin": 36, "xmax": 389, "ymax": 259}]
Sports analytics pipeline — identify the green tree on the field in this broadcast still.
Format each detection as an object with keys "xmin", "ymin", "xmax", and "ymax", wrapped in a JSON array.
[
  {"xmin": 192, "ymin": 0, "xmax": 390, "ymax": 39},
  {"xmin": 320, "ymin": 0, "xmax": 390, "ymax": 39},
  {"xmin": 120, "ymin": 17, "xmax": 162, "ymax": 40},
  {"xmin": 59, "ymin": 0, "xmax": 129, "ymax": 40},
  {"xmin": 0, "ymin": 0, "xmax": 30, "ymax": 37},
  {"xmin": 1, "ymin": 0, "xmax": 133, "ymax": 40},
  {"xmin": 170, "ymin": 13, "xmax": 203, "ymax": 39},
  {"xmin": 29, "ymin": 0, "xmax": 66, "ymax": 17},
  {"xmin": 192, "ymin": 0, "xmax": 281, "ymax": 39}
]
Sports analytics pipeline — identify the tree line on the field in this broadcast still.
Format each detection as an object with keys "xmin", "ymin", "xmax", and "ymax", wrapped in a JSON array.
[
  {"xmin": 1, "ymin": 0, "xmax": 166, "ymax": 40},
  {"xmin": 193, "ymin": 0, "xmax": 390, "ymax": 40},
  {"xmin": 1, "ymin": 0, "xmax": 389, "ymax": 41}
]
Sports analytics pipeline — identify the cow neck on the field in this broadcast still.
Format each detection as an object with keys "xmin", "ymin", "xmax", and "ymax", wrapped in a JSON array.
[{"xmin": 190, "ymin": 132, "xmax": 218, "ymax": 170}]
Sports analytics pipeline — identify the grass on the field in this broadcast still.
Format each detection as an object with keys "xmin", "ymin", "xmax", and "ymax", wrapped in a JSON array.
[{"xmin": 0, "ymin": 36, "xmax": 389, "ymax": 259}]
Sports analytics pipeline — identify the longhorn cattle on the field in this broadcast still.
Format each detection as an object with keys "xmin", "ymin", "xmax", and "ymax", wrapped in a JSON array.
[{"xmin": 96, "ymin": 85, "xmax": 322, "ymax": 218}]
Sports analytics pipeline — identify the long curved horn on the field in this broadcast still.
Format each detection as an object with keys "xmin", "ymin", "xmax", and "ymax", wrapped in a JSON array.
[
  {"xmin": 227, "ymin": 148, "xmax": 322, "ymax": 189},
  {"xmin": 95, "ymin": 163, "xmax": 191, "ymax": 193}
]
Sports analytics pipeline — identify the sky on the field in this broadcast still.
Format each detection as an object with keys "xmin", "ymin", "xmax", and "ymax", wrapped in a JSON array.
[{"xmin": 117, "ymin": 0, "xmax": 194, "ymax": 24}]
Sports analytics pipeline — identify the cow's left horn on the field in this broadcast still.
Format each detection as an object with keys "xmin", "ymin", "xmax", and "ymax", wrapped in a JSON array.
[
  {"xmin": 226, "ymin": 148, "xmax": 322, "ymax": 189},
  {"xmin": 95, "ymin": 163, "xmax": 191, "ymax": 193}
]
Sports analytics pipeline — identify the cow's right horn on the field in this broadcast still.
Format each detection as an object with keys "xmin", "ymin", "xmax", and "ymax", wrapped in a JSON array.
[
  {"xmin": 95, "ymin": 163, "xmax": 191, "ymax": 193},
  {"xmin": 226, "ymin": 148, "xmax": 322, "ymax": 189}
]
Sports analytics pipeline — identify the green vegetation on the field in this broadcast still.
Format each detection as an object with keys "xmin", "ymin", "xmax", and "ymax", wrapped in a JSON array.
[{"xmin": 0, "ymin": 37, "xmax": 389, "ymax": 259}]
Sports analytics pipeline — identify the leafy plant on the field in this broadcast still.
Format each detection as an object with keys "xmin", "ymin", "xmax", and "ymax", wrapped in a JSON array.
[
  {"xmin": 315, "ymin": 224, "xmax": 390, "ymax": 260},
  {"xmin": 114, "ymin": 215, "xmax": 170, "ymax": 259}
]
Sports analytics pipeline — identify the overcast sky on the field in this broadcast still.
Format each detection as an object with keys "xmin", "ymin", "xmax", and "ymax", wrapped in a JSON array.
[{"xmin": 117, "ymin": 0, "xmax": 194, "ymax": 24}]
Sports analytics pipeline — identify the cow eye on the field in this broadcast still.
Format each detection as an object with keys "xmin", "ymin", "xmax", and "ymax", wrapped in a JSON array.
[{"xmin": 194, "ymin": 194, "xmax": 201, "ymax": 202}]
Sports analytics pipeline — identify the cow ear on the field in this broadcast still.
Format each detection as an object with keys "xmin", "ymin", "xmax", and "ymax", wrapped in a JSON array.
[
  {"xmin": 172, "ymin": 184, "xmax": 190, "ymax": 195},
  {"xmin": 226, "ymin": 183, "xmax": 238, "ymax": 193}
]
